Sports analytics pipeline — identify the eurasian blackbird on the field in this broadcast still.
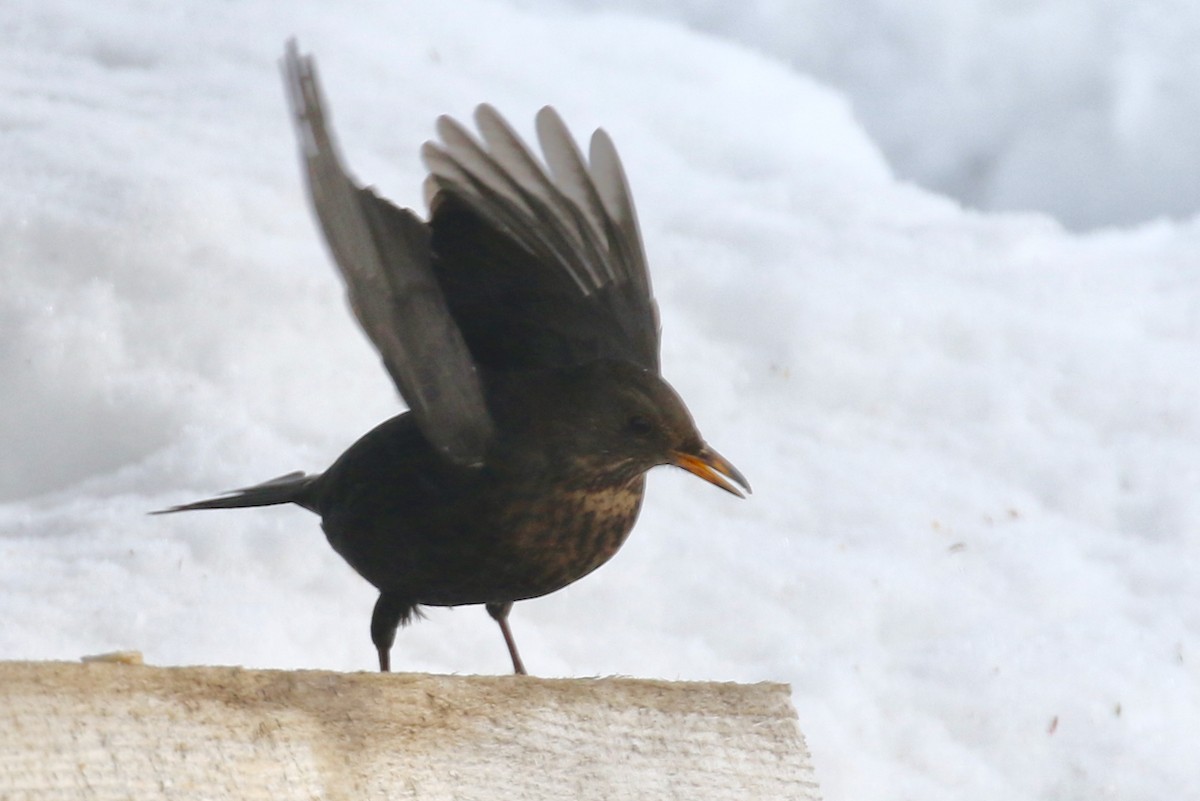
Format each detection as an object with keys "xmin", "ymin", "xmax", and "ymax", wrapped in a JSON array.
[{"xmin": 157, "ymin": 41, "xmax": 749, "ymax": 675}]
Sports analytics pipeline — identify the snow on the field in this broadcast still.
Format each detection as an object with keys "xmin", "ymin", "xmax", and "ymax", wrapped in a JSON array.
[
  {"xmin": 2, "ymin": 2, "xmax": 1197, "ymax": 800},
  {"xmin": 540, "ymin": 0, "xmax": 1200, "ymax": 230}
]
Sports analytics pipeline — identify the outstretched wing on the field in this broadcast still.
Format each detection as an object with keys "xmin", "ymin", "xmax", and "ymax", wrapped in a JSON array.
[
  {"xmin": 281, "ymin": 41, "xmax": 492, "ymax": 466},
  {"xmin": 423, "ymin": 105, "xmax": 660, "ymax": 373}
]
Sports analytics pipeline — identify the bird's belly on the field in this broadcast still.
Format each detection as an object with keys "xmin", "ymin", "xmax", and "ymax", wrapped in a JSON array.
[{"xmin": 417, "ymin": 480, "xmax": 647, "ymax": 606}]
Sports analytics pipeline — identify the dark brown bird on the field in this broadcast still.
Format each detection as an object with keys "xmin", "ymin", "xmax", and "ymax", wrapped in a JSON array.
[{"xmin": 157, "ymin": 41, "xmax": 749, "ymax": 675}]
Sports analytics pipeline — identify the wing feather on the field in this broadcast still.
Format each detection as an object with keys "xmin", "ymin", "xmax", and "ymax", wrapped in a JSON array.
[
  {"xmin": 589, "ymin": 128, "xmax": 652, "ymax": 299},
  {"xmin": 281, "ymin": 41, "xmax": 493, "ymax": 466},
  {"xmin": 536, "ymin": 107, "xmax": 616, "ymax": 283},
  {"xmin": 425, "ymin": 105, "xmax": 659, "ymax": 371}
]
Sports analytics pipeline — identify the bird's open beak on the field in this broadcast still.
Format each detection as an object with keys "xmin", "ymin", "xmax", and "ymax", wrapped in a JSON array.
[{"xmin": 670, "ymin": 445, "xmax": 751, "ymax": 498}]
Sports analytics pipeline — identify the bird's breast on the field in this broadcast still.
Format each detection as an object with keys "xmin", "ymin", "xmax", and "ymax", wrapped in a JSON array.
[{"xmin": 486, "ymin": 476, "xmax": 647, "ymax": 601}]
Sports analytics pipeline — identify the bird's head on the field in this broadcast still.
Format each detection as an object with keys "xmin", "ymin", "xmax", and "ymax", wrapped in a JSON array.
[{"xmin": 492, "ymin": 360, "xmax": 750, "ymax": 497}]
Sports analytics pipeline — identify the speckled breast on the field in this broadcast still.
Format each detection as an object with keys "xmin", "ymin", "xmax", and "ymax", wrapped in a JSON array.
[{"xmin": 420, "ymin": 474, "xmax": 648, "ymax": 606}]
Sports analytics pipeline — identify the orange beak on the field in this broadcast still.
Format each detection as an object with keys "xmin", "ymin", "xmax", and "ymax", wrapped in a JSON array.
[{"xmin": 669, "ymin": 445, "xmax": 751, "ymax": 498}]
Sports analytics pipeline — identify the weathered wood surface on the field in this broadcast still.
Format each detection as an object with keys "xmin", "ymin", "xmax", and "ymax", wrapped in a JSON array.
[{"xmin": 0, "ymin": 661, "xmax": 820, "ymax": 800}]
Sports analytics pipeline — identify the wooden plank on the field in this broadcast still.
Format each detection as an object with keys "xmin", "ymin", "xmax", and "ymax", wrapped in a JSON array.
[{"xmin": 0, "ymin": 661, "xmax": 820, "ymax": 801}]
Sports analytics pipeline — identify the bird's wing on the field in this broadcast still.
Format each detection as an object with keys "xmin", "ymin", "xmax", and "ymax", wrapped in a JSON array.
[
  {"xmin": 422, "ymin": 105, "xmax": 660, "ymax": 372},
  {"xmin": 281, "ymin": 41, "xmax": 492, "ymax": 466}
]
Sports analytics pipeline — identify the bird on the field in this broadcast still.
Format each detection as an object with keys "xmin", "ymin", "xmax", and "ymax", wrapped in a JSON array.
[{"xmin": 156, "ymin": 41, "xmax": 749, "ymax": 675}]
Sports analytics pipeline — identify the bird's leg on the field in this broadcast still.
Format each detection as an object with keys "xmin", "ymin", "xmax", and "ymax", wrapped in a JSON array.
[
  {"xmin": 486, "ymin": 601, "xmax": 527, "ymax": 675},
  {"xmin": 371, "ymin": 592, "xmax": 412, "ymax": 673}
]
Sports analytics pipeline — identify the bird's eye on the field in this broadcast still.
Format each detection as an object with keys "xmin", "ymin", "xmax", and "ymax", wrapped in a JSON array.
[{"xmin": 627, "ymin": 415, "xmax": 654, "ymax": 436}]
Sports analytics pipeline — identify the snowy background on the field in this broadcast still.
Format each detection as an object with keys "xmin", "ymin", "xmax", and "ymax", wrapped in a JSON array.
[{"xmin": 2, "ymin": 1, "xmax": 1197, "ymax": 799}]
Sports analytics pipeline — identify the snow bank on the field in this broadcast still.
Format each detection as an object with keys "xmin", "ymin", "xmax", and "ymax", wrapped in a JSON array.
[{"xmin": 544, "ymin": 0, "xmax": 1200, "ymax": 228}]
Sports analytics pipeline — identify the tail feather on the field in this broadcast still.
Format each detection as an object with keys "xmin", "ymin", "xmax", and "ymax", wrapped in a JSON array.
[{"xmin": 153, "ymin": 471, "xmax": 320, "ymax": 514}]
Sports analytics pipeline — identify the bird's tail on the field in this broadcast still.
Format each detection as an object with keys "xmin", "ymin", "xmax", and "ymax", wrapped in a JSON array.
[{"xmin": 153, "ymin": 471, "xmax": 320, "ymax": 515}]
